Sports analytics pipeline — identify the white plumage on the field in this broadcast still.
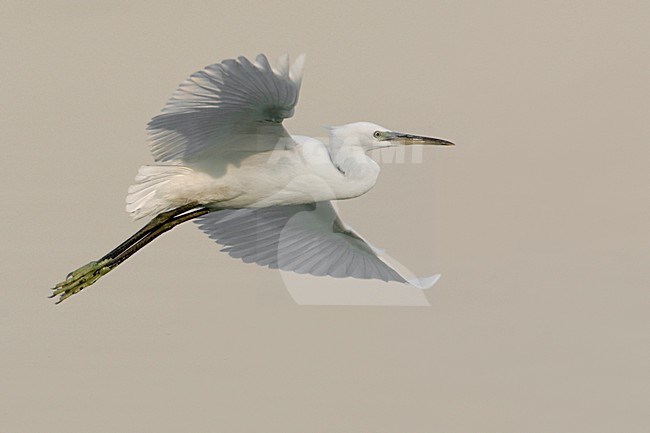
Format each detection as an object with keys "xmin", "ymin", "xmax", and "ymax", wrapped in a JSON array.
[
  {"xmin": 126, "ymin": 53, "xmax": 453, "ymax": 287},
  {"xmin": 52, "ymin": 53, "xmax": 453, "ymax": 303}
]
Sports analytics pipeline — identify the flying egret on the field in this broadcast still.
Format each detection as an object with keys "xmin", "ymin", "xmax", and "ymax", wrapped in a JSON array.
[{"xmin": 51, "ymin": 53, "xmax": 454, "ymax": 304}]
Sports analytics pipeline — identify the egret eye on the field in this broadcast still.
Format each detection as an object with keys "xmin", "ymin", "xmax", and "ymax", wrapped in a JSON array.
[{"xmin": 373, "ymin": 131, "xmax": 382, "ymax": 139}]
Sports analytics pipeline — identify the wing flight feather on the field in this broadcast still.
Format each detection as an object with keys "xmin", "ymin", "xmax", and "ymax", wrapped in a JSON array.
[
  {"xmin": 195, "ymin": 202, "xmax": 415, "ymax": 284},
  {"xmin": 147, "ymin": 54, "xmax": 305, "ymax": 162}
]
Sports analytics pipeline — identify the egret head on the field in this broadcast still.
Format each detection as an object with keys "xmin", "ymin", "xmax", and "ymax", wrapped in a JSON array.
[{"xmin": 328, "ymin": 122, "xmax": 454, "ymax": 151}]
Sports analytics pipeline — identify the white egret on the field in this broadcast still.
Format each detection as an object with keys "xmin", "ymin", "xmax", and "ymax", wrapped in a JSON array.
[{"xmin": 51, "ymin": 54, "xmax": 454, "ymax": 303}]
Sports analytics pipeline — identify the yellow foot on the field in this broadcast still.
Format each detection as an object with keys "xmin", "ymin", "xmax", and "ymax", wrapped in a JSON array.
[{"xmin": 50, "ymin": 259, "xmax": 112, "ymax": 304}]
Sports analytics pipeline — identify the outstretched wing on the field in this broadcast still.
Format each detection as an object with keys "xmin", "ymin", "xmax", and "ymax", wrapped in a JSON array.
[
  {"xmin": 147, "ymin": 53, "xmax": 306, "ymax": 162},
  {"xmin": 195, "ymin": 202, "xmax": 439, "ymax": 288}
]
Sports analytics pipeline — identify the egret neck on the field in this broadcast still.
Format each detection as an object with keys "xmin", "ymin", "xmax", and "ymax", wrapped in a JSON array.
[{"xmin": 327, "ymin": 124, "xmax": 381, "ymax": 199}]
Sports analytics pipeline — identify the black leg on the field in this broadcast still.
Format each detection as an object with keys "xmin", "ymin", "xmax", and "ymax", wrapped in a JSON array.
[
  {"xmin": 97, "ymin": 203, "xmax": 201, "ymax": 264},
  {"xmin": 51, "ymin": 204, "xmax": 212, "ymax": 304}
]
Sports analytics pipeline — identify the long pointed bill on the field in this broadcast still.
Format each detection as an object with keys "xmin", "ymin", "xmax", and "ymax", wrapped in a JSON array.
[{"xmin": 389, "ymin": 132, "xmax": 454, "ymax": 146}]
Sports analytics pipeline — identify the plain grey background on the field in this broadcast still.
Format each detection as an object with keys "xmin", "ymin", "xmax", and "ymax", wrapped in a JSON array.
[{"xmin": 2, "ymin": 1, "xmax": 649, "ymax": 432}]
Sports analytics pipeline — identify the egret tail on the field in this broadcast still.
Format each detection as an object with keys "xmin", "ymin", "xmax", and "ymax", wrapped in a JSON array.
[
  {"xmin": 50, "ymin": 204, "xmax": 211, "ymax": 304},
  {"xmin": 126, "ymin": 165, "xmax": 195, "ymax": 220}
]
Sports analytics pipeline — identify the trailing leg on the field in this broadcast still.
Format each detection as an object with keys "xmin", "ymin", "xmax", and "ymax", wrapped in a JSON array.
[{"xmin": 50, "ymin": 204, "xmax": 211, "ymax": 304}]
